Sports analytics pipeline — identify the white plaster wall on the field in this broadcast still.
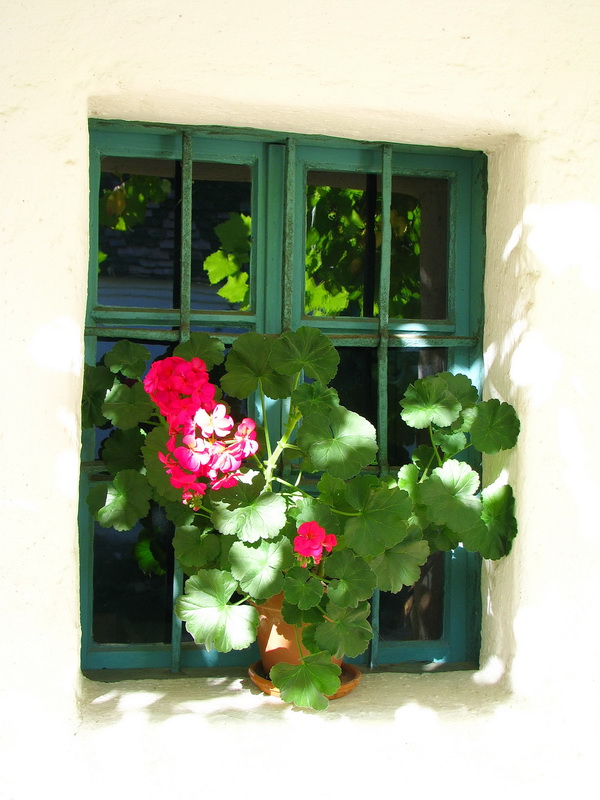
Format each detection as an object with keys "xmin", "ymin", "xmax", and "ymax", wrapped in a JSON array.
[{"xmin": 1, "ymin": 1, "xmax": 599, "ymax": 795}]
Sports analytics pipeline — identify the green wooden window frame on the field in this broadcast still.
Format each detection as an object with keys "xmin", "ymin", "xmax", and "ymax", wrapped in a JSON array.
[{"xmin": 80, "ymin": 119, "xmax": 486, "ymax": 672}]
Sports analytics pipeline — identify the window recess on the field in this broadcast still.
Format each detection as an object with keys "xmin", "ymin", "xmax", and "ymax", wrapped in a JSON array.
[{"xmin": 81, "ymin": 120, "xmax": 486, "ymax": 672}]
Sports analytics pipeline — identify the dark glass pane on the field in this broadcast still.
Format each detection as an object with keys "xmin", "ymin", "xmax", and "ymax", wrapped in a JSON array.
[
  {"xmin": 379, "ymin": 552, "xmax": 445, "ymax": 641},
  {"xmin": 98, "ymin": 158, "xmax": 177, "ymax": 308},
  {"xmin": 304, "ymin": 171, "xmax": 448, "ymax": 320},
  {"xmin": 191, "ymin": 162, "xmax": 252, "ymax": 312},
  {"xmin": 92, "ymin": 503, "xmax": 174, "ymax": 644},
  {"xmin": 330, "ymin": 347, "xmax": 378, "ymax": 427},
  {"xmin": 387, "ymin": 348, "xmax": 447, "ymax": 466}
]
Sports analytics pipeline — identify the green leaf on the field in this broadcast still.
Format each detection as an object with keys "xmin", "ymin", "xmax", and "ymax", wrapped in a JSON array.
[
  {"xmin": 470, "ymin": 399, "xmax": 520, "ymax": 454},
  {"xmin": 325, "ymin": 550, "xmax": 376, "ymax": 607},
  {"xmin": 314, "ymin": 601, "xmax": 373, "ymax": 658},
  {"xmin": 294, "ymin": 496, "xmax": 341, "ymax": 537},
  {"xmin": 210, "ymin": 490, "xmax": 287, "ymax": 542},
  {"xmin": 291, "ymin": 382, "xmax": 340, "ymax": 417},
  {"xmin": 102, "ymin": 381, "xmax": 155, "ymax": 430},
  {"xmin": 103, "ymin": 340, "xmax": 151, "ymax": 379},
  {"xmin": 269, "ymin": 326, "xmax": 340, "ymax": 385},
  {"xmin": 270, "ymin": 653, "xmax": 342, "ymax": 711},
  {"xmin": 221, "ymin": 333, "xmax": 293, "ymax": 400},
  {"xmin": 81, "ymin": 364, "xmax": 114, "ymax": 428},
  {"xmin": 418, "ymin": 460, "xmax": 482, "ymax": 533},
  {"xmin": 100, "ymin": 428, "xmax": 145, "ymax": 476},
  {"xmin": 316, "ymin": 473, "xmax": 354, "ymax": 512},
  {"xmin": 283, "ymin": 566, "xmax": 325, "ymax": 610},
  {"xmin": 370, "ymin": 531, "xmax": 430, "ymax": 592},
  {"xmin": 344, "ymin": 483, "xmax": 413, "ymax": 558},
  {"xmin": 175, "ymin": 570, "xmax": 258, "ymax": 652},
  {"xmin": 142, "ymin": 424, "xmax": 184, "ymax": 502},
  {"xmin": 400, "ymin": 375, "xmax": 462, "ymax": 429},
  {"xmin": 296, "ymin": 407, "xmax": 378, "ymax": 479},
  {"xmin": 164, "ymin": 501, "xmax": 195, "ymax": 527},
  {"xmin": 281, "ymin": 599, "xmax": 325, "ymax": 626},
  {"xmin": 173, "ymin": 526, "xmax": 221, "ymax": 569},
  {"xmin": 432, "ymin": 429, "xmax": 467, "ymax": 457},
  {"xmin": 88, "ymin": 470, "xmax": 152, "ymax": 531},
  {"xmin": 228, "ymin": 537, "xmax": 294, "ymax": 600},
  {"xmin": 438, "ymin": 372, "xmax": 479, "ymax": 409},
  {"xmin": 462, "ymin": 483, "xmax": 518, "ymax": 559},
  {"xmin": 173, "ymin": 332, "xmax": 225, "ymax": 369},
  {"xmin": 134, "ymin": 530, "xmax": 167, "ymax": 576}
]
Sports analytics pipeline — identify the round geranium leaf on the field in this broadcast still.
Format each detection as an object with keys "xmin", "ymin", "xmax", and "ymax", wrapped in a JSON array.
[
  {"xmin": 314, "ymin": 601, "xmax": 373, "ymax": 658},
  {"xmin": 344, "ymin": 484, "xmax": 412, "ymax": 558},
  {"xmin": 400, "ymin": 375, "xmax": 462, "ymax": 429},
  {"xmin": 102, "ymin": 381, "xmax": 155, "ymax": 430},
  {"xmin": 296, "ymin": 407, "xmax": 378, "ymax": 479},
  {"xmin": 438, "ymin": 372, "xmax": 479, "ymax": 409},
  {"xmin": 462, "ymin": 483, "xmax": 518, "ymax": 559},
  {"xmin": 100, "ymin": 427, "xmax": 145, "ymax": 476},
  {"xmin": 175, "ymin": 570, "xmax": 258, "ymax": 652},
  {"xmin": 291, "ymin": 382, "xmax": 340, "ymax": 417},
  {"xmin": 103, "ymin": 340, "xmax": 151, "ymax": 379},
  {"xmin": 283, "ymin": 566, "xmax": 325, "ymax": 610},
  {"xmin": 418, "ymin": 459, "xmax": 482, "ymax": 533},
  {"xmin": 173, "ymin": 526, "xmax": 221, "ymax": 570},
  {"xmin": 370, "ymin": 531, "xmax": 430, "ymax": 593},
  {"xmin": 173, "ymin": 332, "xmax": 225, "ymax": 369},
  {"xmin": 221, "ymin": 332, "xmax": 293, "ymax": 399},
  {"xmin": 210, "ymin": 492, "xmax": 287, "ymax": 542},
  {"xmin": 229, "ymin": 537, "xmax": 293, "ymax": 600},
  {"xmin": 269, "ymin": 327, "xmax": 340, "ymax": 384},
  {"xmin": 470, "ymin": 399, "xmax": 520, "ymax": 454},
  {"xmin": 325, "ymin": 550, "xmax": 376, "ymax": 608},
  {"xmin": 90, "ymin": 469, "xmax": 152, "ymax": 531},
  {"xmin": 270, "ymin": 654, "xmax": 341, "ymax": 711}
]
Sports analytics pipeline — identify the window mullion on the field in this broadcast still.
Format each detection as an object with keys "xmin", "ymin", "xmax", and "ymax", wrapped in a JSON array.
[
  {"xmin": 179, "ymin": 130, "xmax": 193, "ymax": 344},
  {"xmin": 171, "ymin": 130, "xmax": 193, "ymax": 672},
  {"xmin": 282, "ymin": 137, "xmax": 297, "ymax": 331},
  {"xmin": 377, "ymin": 144, "xmax": 392, "ymax": 475}
]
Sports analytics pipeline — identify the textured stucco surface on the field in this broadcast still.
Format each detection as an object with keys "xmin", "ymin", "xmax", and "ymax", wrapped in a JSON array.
[{"xmin": 1, "ymin": 1, "xmax": 599, "ymax": 795}]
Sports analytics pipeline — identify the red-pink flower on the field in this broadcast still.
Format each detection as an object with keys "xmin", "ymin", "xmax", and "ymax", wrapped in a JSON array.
[{"xmin": 293, "ymin": 521, "xmax": 337, "ymax": 566}]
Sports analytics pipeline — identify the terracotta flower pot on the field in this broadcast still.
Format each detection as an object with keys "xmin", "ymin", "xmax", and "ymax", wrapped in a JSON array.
[
  {"xmin": 250, "ymin": 593, "xmax": 361, "ymax": 701},
  {"xmin": 254, "ymin": 592, "xmax": 342, "ymax": 674}
]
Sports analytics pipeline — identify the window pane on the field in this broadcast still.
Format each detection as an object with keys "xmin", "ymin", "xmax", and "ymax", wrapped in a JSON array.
[
  {"xmin": 98, "ymin": 158, "xmax": 177, "ymax": 308},
  {"xmin": 379, "ymin": 552, "xmax": 445, "ymax": 641},
  {"xmin": 191, "ymin": 162, "xmax": 252, "ymax": 312},
  {"xmin": 304, "ymin": 171, "xmax": 448, "ymax": 319},
  {"xmin": 92, "ymin": 504, "xmax": 174, "ymax": 644}
]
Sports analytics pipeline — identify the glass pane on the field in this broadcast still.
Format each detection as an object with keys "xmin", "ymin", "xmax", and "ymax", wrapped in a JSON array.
[
  {"xmin": 304, "ymin": 171, "xmax": 448, "ymax": 319},
  {"xmin": 387, "ymin": 348, "xmax": 447, "ymax": 466},
  {"xmin": 390, "ymin": 176, "xmax": 448, "ymax": 320},
  {"xmin": 98, "ymin": 158, "xmax": 177, "ymax": 308},
  {"xmin": 330, "ymin": 347, "xmax": 378, "ymax": 427},
  {"xmin": 92, "ymin": 503, "xmax": 174, "ymax": 644},
  {"xmin": 191, "ymin": 162, "xmax": 252, "ymax": 312},
  {"xmin": 379, "ymin": 552, "xmax": 445, "ymax": 641}
]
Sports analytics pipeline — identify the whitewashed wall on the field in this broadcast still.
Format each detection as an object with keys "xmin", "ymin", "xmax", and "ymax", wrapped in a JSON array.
[{"xmin": 1, "ymin": 1, "xmax": 599, "ymax": 796}]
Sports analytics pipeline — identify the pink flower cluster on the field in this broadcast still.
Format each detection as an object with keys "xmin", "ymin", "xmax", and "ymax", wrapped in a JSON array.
[
  {"xmin": 143, "ymin": 356, "xmax": 259, "ymax": 505},
  {"xmin": 293, "ymin": 521, "xmax": 337, "ymax": 567}
]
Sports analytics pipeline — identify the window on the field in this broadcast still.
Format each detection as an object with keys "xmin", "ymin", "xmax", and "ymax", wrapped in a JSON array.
[{"xmin": 81, "ymin": 120, "xmax": 486, "ymax": 671}]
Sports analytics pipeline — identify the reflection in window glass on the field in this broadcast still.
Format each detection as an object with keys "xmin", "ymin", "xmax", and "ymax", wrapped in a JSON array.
[
  {"xmin": 92, "ymin": 504, "xmax": 174, "ymax": 644},
  {"xmin": 192, "ymin": 162, "xmax": 252, "ymax": 313},
  {"xmin": 305, "ymin": 171, "xmax": 448, "ymax": 320},
  {"xmin": 98, "ymin": 158, "xmax": 177, "ymax": 308},
  {"xmin": 379, "ymin": 552, "xmax": 445, "ymax": 641}
]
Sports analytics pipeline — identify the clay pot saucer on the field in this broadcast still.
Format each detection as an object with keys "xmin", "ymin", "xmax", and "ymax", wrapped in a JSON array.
[{"xmin": 248, "ymin": 660, "xmax": 362, "ymax": 700}]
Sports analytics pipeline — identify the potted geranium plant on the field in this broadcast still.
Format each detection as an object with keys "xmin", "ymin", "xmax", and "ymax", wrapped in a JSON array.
[{"xmin": 82, "ymin": 327, "xmax": 520, "ymax": 710}]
